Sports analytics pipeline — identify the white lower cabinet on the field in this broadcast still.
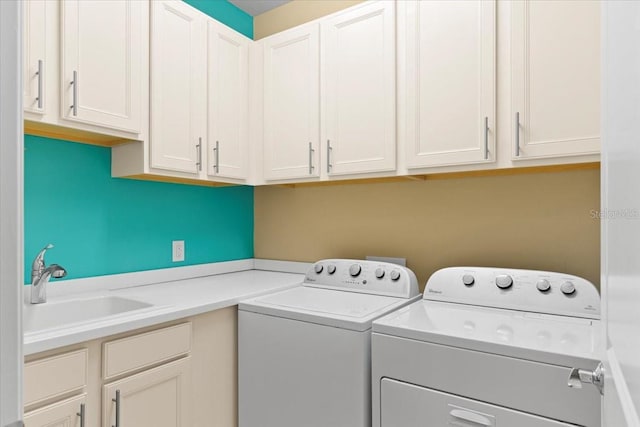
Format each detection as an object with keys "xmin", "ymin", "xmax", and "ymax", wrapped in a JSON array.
[
  {"xmin": 103, "ymin": 358, "xmax": 191, "ymax": 427},
  {"xmin": 24, "ymin": 394, "xmax": 87, "ymax": 427},
  {"xmin": 24, "ymin": 307, "xmax": 237, "ymax": 427}
]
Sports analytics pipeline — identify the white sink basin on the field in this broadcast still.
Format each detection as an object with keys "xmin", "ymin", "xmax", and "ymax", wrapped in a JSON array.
[{"xmin": 24, "ymin": 296, "xmax": 154, "ymax": 333}]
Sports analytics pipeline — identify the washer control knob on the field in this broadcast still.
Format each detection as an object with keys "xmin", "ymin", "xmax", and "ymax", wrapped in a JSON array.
[
  {"xmin": 536, "ymin": 279, "xmax": 551, "ymax": 292},
  {"xmin": 462, "ymin": 274, "xmax": 475, "ymax": 286},
  {"xmin": 375, "ymin": 268, "xmax": 385, "ymax": 279},
  {"xmin": 496, "ymin": 275, "xmax": 513, "ymax": 289},
  {"xmin": 390, "ymin": 270, "xmax": 401, "ymax": 281},
  {"xmin": 327, "ymin": 264, "xmax": 337, "ymax": 275},
  {"xmin": 349, "ymin": 264, "xmax": 362, "ymax": 277},
  {"xmin": 314, "ymin": 264, "xmax": 323, "ymax": 274},
  {"xmin": 561, "ymin": 281, "xmax": 576, "ymax": 295}
]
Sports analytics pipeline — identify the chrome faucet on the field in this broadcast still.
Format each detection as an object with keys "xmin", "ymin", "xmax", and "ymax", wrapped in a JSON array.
[{"xmin": 31, "ymin": 244, "xmax": 67, "ymax": 304}]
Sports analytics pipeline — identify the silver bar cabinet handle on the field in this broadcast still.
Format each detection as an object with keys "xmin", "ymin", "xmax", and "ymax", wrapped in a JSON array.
[
  {"xmin": 112, "ymin": 390, "xmax": 120, "ymax": 427},
  {"xmin": 308, "ymin": 142, "xmax": 314, "ymax": 175},
  {"xmin": 196, "ymin": 138, "xmax": 202, "ymax": 171},
  {"xmin": 326, "ymin": 140, "xmax": 332, "ymax": 173},
  {"xmin": 70, "ymin": 70, "xmax": 78, "ymax": 116},
  {"xmin": 515, "ymin": 111, "xmax": 520, "ymax": 157},
  {"xmin": 36, "ymin": 59, "xmax": 43, "ymax": 109},
  {"xmin": 77, "ymin": 403, "xmax": 85, "ymax": 427},
  {"xmin": 484, "ymin": 116, "xmax": 489, "ymax": 160},
  {"xmin": 214, "ymin": 140, "xmax": 220, "ymax": 173}
]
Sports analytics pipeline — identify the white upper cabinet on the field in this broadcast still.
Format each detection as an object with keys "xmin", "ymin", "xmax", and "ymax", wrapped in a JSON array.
[
  {"xmin": 403, "ymin": 0, "xmax": 496, "ymax": 169},
  {"xmin": 511, "ymin": 0, "xmax": 600, "ymax": 160},
  {"xmin": 23, "ymin": 0, "xmax": 47, "ymax": 115},
  {"xmin": 321, "ymin": 1, "xmax": 396, "ymax": 176},
  {"xmin": 150, "ymin": 0, "xmax": 207, "ymax": 175},
  {"xmin": 263, "ymin": 24, "xmax": 320, "ymax": 181},
  {"xmin": 207, "ymin": 20, "xmax": 250, "ymax": 181},
  {"xmin": 61, "ymin": 0, "xmax": 144, "ymax": 133}
]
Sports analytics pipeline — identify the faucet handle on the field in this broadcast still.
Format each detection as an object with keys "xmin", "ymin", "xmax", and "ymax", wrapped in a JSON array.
[{"xmin": 47, "ymin": 264, "xmax": 67, "ymax": 279}]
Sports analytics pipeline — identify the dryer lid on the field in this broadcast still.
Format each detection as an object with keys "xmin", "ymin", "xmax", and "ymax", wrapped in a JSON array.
[{"xmin": 372, "ymin": 299, "xmax": 602, "ymax": 367}]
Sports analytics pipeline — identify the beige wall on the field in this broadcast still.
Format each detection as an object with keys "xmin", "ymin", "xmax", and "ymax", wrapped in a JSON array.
[
  {"xmin": 254, "ymin": 0, "xmax": 365, "ymax": 39},
  {"xmin": 255, "ymin": 169, "xmax": 601, "ymax": 289}
]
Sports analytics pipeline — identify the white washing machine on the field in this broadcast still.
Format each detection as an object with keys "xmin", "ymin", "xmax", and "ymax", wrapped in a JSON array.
[
  {"xmin": 238, "ymin": 259, "xmax": 420, "ymax": 427},
  {"xmin": 372, "ymin": 267, "xmax": 603, "ymax": 427}
]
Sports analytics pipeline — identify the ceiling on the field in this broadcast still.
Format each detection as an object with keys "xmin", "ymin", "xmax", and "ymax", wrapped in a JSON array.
[{"xmin": 228, "ymin": 0, "xmax": 291, "ymax": 16}]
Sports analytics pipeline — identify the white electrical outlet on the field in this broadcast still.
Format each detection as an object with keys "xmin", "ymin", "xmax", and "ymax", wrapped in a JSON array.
[{"xmin": 172, "ymin": 240, "xmax": 185, "ymax": 262}]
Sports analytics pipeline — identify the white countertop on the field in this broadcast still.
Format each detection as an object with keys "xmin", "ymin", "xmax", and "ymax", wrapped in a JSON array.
[{"xmin": 24, "ymin": 259, "xmax": 308, "ymax": 355}]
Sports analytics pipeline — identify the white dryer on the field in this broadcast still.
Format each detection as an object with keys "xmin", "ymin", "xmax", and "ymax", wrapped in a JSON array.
[
  {"xmin": 372, "ymin": 267, "xmax": 602, "ymax": 427},
  {"xmin": 239, "ymin": 259, "xmax": 420, "ymax": 427}
]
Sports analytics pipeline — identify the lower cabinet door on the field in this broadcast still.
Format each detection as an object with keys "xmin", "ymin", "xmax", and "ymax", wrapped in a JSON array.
[
  {"xmin": 24, "ymin": 394, "xmax": 86, "ymax": 427},
  {"xmin": 103, "ymin": 357, "xmax": 191, "ymax": 427}
]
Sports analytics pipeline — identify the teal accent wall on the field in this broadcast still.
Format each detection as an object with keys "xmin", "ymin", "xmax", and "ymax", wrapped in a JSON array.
[
  {"xmin": 184, "ymin": 0, "xmax": 253, "ymax": 39},
  {"xmin": 24, "ymin": 135, "xmax": 254, "ymax": 283}
]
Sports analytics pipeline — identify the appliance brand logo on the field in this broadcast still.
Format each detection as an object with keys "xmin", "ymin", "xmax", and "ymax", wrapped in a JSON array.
[{"xmin": 427, "ymin": 289, "xmax": 443, "ymax": 294}]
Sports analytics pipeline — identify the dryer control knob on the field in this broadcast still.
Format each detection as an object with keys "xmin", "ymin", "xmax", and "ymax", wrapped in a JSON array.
[
  {"xmin": 327, "ymin": 264, "xmax": 337, "ymax": 275},
  {"xmin": 375, "ymin": 268, "xmax": 385, "ymax": 279},
  {"xmin": 390, "ymin": 270, "xmax": 401, "ymax": 281},
  {"xmin": 496, "ymin": 275, "xmax": 513, "ymax": 289},
  {"xmin": 314, "ymin": 264, "xmax": 323, "ymax": 274},
  {"xmin": 561, "ymin": 281, "xmax": 576, "ymax": 295},
  {"xmin": 536, "ymin": 279, "xmax": 551, "ymax": 292},
  {"xmin": 462, "ymin": 274, "xmax": 475, "ymax": 286},
  {"xmin": 349, "ymin": 264, "xmax": 362, "ymax": 277}
]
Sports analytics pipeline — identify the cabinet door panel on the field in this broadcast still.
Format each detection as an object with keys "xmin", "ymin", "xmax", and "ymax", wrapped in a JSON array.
[
  {"xmin": 263, "ymin": 24, "xmax": 320, "ymax": 181},
  {"xmin": 511, "ymin": 0, "xmax": 600, "ymax": 159},
  {"xmin": 23, "ymin": 0, "xmax": 47, "ymax": 115},
  {"xmin": 24, "ymin": 394, "xmax": 86, "ymax": 427},
  {"xmin": 208, "ymin": 21, "xmax": 250, "ymax": 180},
  {"xmin": 405, "ymin": 0, "xmax": 496, "ymax": 168},
  {"xmin": 322, "ymin": 1, "xmax": 396, "ymax": 176},
  {"xmin": 61, "ymin": 0, "xmax": 143, "ymax": 133},
  {"xmin": 150, "ymin": 0, "xmax": 206, "ymax": 174},
  {"xmin": 103, "ymin": 357, "xmax": 191, "ymax": 427}
]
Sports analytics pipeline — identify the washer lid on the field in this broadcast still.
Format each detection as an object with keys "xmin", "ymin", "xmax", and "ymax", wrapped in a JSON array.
[
  {"xmin": 239, "ymin": 286, "xmax": 418, "ymax": 332},
  {"xmin": 372, "ymin": 300, "xmax": 603, "ymax": 367}
]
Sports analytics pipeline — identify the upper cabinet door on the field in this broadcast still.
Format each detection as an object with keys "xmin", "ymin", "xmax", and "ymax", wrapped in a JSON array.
[
  {"xmin": 511, "ymin": 0, "xmax": 600, "ymax": 160},
  {"xmin": 23, "ymin": 0, "xmax": 47, "ymax": 115},
  {"xmin": 404, "ymin": 0, "xmax": 496, "ymax": 169},
  {"xmin": 263, "ymin": 24, "xmax": 320, "ymax": 181},
  {"xmin": 150, "ymin": 0, "xmax": 206, "ymax": 175},
  {"xmin": 207, "ymin": 21, "xmax": 250, "ymax": 181},
  {"xmin": 61, "ymin": 0, "xmax": 144, "ymax": 133},
  {"xmin": 321, "ymin": 1, "xmax": 396, "ymax": 176}
]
